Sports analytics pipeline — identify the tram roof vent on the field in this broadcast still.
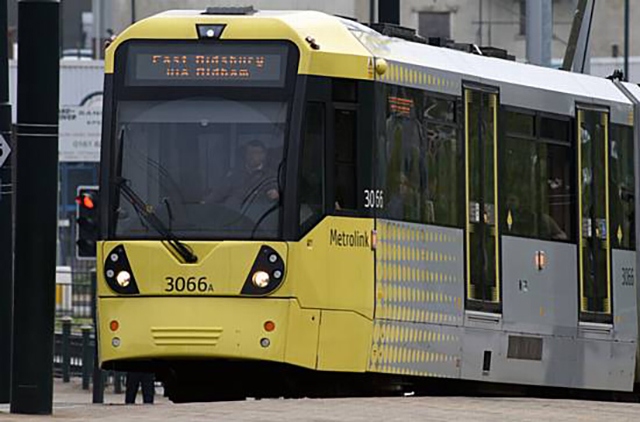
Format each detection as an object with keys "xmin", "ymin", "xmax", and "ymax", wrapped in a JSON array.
[
  {"xmin": 369, "ymin": 22, "xmax": 427, "ymax": 44},
  {"xmin": 202, "ymin": 6, "xmax": 257, "ymax": 15},
  {"xmin": 427, "ymin": 37, "xmax": 515, "ymax": 61}
]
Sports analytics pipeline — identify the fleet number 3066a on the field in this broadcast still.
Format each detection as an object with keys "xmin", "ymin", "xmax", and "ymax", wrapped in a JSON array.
[{"xmin": 165, "ymin": 276, "xmax": 214, "ymax": 293}]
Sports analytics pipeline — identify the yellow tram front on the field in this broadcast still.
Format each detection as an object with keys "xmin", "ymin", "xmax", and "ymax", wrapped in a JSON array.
[{"xmin": 96, "ymin": 9, "xmax": 377, "ymax": 399}]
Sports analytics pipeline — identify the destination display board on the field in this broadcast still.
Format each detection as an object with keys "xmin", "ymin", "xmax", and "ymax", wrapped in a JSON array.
[{"xmin": 125, "ymin": 43, "xmax": 288, "ymax": 87}]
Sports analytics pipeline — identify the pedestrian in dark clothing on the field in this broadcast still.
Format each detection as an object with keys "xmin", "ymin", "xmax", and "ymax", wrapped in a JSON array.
[{"xmin": 125, "ymin": 372, "xmax": 155, "ymax": 404}]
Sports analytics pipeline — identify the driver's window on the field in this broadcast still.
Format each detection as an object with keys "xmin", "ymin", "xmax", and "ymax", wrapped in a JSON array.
[
  {"xmin": 334, "ymin": 108, "xmax": 357, "ymax": 211},
  {"xmin": 299, "ymin": 102, "xmax": 325, "ymax": 234}
]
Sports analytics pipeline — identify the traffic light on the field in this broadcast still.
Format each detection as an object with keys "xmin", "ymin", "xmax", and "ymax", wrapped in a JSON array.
[{"xmin": 75, "ymin": 185, "xmax": 99, "ymax": 259}]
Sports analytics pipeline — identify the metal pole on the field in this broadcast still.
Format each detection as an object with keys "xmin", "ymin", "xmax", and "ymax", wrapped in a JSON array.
[
  {"xmin": 369, "ymin": 0, "xmax": 375, "ymax": 24},
  {"xmin": 624, "ymin": 0, "xmax": 629, "ymax": 81},
  {"xmin": 574, "ymin": 0, "xmax": 594, "ymax": 73},
  {"xmin": 10, "ymin": 0, "xmax": 60, "ymax": 415},
  {"xmin": 526, "ymin": 0, "xmax": 552, "ymax": 66},
  {"xmin": 92, "ymin": 0, "xmax": 100, "ymax": 60},
  {"xmin": 378, "ymin": 0, "xmax": 399, "ymax": 25},
  {"xmin": 81, "ymin": 325, "xmax": 92, "ymax": 390},
  {"xmin": 478, "ymin": 0, "xmax": 483, "ymax": 45},
  {"xmin": 61, "ymin": 317, "xmax": 71, "ymax": 383},
  {"xmin": 562, "ymin": 0, "xmax": 589, "ymax": 71},
  {"xmin": 488, "ymin": 0, "xmax": 492, "ymax": 46},
  {"xmin": 91, "ymin": 270, "xmax": 104, "ymax": 403},
  {"xmin": 131, "ymin": 0, "xmax": 136, "ymax": 24},
  {"xmin": 0, "ymin": 0, "xmax": 14, "ymax": 405}
]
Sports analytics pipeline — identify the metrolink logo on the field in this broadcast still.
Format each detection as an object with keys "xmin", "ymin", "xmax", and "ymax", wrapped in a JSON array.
[{"xmin": 329, "ymin": 229, "xmax": 369, "ymax": 248}]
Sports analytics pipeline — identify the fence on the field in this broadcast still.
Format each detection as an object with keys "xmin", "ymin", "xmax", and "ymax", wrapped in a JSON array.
[
  {"xmin": 53, "ymin": 318, "xmax": 126, "ymax": 397},
  {"xmin": 54, "ymin": 267, "xmax": 127, "ymax": 401}
]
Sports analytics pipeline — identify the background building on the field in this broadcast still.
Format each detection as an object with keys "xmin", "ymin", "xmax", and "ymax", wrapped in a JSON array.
[{"xmin": 105, "ymin": 1, "xmax": 638, "ymax": 69}]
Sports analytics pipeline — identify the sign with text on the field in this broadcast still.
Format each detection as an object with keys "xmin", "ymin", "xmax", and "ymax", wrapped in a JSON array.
[
  {"xmin": 125, "ymin": 42, "xmax": 288, "ymax": 88},
  {"xmin": 59, "ymin": 106, "xmax": 102, "ymax": 162},
  {"xmin": 0, "ymin": 134, "xmax": 10, "ymax": 168}
]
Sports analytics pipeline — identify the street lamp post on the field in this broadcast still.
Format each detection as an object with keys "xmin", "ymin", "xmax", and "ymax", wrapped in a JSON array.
[
  {"xmin": 0, "ymin": 0, "xmax": 13, "ymax": 405},
  {"xmin": 624, "ymin": 0, "xmax": 629, "ymax": 81},
  {"xmin": 10, "ymin": 0, "xmax": 59, "ymax": 414}
]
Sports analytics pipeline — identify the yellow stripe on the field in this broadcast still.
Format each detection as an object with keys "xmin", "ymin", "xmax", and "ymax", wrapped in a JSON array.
[
  {"xmin": 492, "ymin": 93, "xmax": 500, "ymax": 303},
  {"xmin": 604, "ymin": 113, "xmax": 612, "ymax": 314},
  {"xmin": 578, "ymin": 110, "xmax": 585, "ymax": 312},
  {"xmin": 464, "ymin": 90, "xmax": 472, "ymax": 301}
]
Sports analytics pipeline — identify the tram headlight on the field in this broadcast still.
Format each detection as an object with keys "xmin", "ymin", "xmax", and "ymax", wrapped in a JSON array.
[
  {"xmin": 241, "ymin": 245, "xmax": 285, "ymax": 295},
  {"xmin": 116, "ymin": 270, "xmax": 131, "ymax": 287},
  {"xmin": 251, "ymin": 271, "xmax": 270, "ymax": 288},
  {"xmin": 104, "ymin": 245, "xmax": 140, "ymax": 294}
]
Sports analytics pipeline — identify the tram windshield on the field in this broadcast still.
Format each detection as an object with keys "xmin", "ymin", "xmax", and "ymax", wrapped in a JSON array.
[
  {"xmin": 113, "ymin": 98, "xmax": 288, "ymax": 240},
  {"xmin": 110, "ymin": 41, "xmax": 295, "ymax": 240}
]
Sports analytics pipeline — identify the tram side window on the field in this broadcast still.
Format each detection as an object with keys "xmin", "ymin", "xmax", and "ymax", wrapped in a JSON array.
[
  {"xmin": 502, "ymin": 111, "xmax": 574, "ymax": 242},
  {"xmin": 610, "ymin": 124, "xmax": 635, "ymax": 250},
  {"xmin": 378, "ymin": 85, "xmax": 462, "ymax": 227},
  {"xmin": 423, "ymin": 99, "xmax": 462, "ymax": 227},
  {"xmin": 334, "ymin": 109, "xmax": 357, "ymax": 210},
  {"xmin": 299, "ymin": 103, "xmax": 325, "ymax": 233}
]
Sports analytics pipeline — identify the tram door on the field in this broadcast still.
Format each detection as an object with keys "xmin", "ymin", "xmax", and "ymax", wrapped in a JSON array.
[
  {"xmin": 577, "ymin": 107, "xmax": 612, "ymax": 323},
  {"xmin": 464, "ymin": 87, "xmax": 501, "ymax": 312}
]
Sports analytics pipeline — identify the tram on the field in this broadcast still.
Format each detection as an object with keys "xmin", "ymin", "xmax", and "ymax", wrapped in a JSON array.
[{"xmin": 96, "ymin": 7, "xmax": 640, "ymax": 401}]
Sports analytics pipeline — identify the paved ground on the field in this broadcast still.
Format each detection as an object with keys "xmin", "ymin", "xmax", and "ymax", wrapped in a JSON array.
[{"xmin": 1, "ymin": 379, "xmax": 640, "ymax": 421}]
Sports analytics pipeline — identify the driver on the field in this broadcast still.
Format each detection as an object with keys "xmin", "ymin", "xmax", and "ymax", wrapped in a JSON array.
[{"xmin": 205, "ymin": 139, "xmax": 279, "ymax": 209}]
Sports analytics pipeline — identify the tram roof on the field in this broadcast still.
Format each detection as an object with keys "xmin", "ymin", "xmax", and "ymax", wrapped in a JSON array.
[
  {"xmin": 339, "ymin": 18, "xmax": 633, "ymax": 119},
  {"xmin": 104, "ymin": 10, "xmax": 373, "ymax": 80}
]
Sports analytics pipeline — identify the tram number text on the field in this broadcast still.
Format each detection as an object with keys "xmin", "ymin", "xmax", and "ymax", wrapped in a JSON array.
[
  {"xmin": 364, "ymin": 189, "xmax": 384, "ymax": 209},
  {"xmin": 165, "ymin": 276, "xmax": 214, "ymax": 293},
  {"xmin": 621, "ymin": 267, "xmax": 635, "ymax": 286}
]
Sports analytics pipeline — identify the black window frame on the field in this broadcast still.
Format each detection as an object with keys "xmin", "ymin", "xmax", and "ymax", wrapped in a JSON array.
[{"xmin": 500, "ymin": 106, "xmax": 576, "ymax": 244}]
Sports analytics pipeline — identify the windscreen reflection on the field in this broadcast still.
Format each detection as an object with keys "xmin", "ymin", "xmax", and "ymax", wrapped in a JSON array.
[{"xmin": 114, "ymin": 98, "xmax": 288, "ymax": 239}]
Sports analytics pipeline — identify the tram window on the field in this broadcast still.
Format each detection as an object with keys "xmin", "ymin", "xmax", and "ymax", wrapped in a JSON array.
[
  {"xmin": 503, "ymin": 137, "xmax": 538, "ymax": 238},
  {"xmin": 115, "ymin": 99, "xmax": 288, "ymax": 240},
  {"xmin": 424, "ymin": 96, "xmax": 455, "ymax": 123},
  {"xmin": 332, "ymin": 79, "xmax": 357, "ymax": 103},
  {"xmin": 379, "ymin": 85, "xmax": 462, "ymax": 227},
  {"xmin": 424, "ymin": 122, "xmax": 461, "ymax": 226},
  {"xmin": 538, "ymin": 143, "xmax": 572, "ymax": 240},
  {"xmin": 610, "ymin": 124, "xmax": 635, "ymax": 250},
  {"xmin": 382, "ymin": 88, "xmax": 423, "ymax": 222},
  {"xmin": 540, "ymin": 117, "xmax": 569, "ymax": 142},
  {"xmin": 299, "ymin": 103, "xmax": 325, "ymax": 232},
  {"xmin": 502, "ymin": 112, "xmax": 574, "ymax": 242},
  {"xmin": 506, "ymin": 111, "xmax": 534, "ymax": 137},
  {"xmin": 334, "ymin": 109, "xmax": 357, "ymax": 210}
]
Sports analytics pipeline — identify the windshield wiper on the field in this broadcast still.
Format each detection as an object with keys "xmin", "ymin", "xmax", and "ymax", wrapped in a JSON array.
[
  {"xmin": 117, "ymin": 178, "xmax": 198, "ymax": 263},
  {"xmin": 115, "ymin": 127, "xmax": 196, "ymax": 263}
]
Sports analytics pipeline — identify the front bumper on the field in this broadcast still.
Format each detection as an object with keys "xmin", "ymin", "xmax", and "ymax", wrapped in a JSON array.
[{"xmin": 98, "ymin": 296, "xmax": 298, "ymax": 365}]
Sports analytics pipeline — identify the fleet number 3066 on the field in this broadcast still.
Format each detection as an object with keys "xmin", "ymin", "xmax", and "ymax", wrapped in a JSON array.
[{"xmin": 165, "ymin": 276, "xmax": 214, "ymax": 293}]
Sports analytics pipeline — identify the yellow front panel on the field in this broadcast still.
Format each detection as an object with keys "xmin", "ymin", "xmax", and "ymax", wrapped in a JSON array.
[
  {"xmin": 285, "ymin": 217, "xmax": 375, "ymax": 319},
  {"xmin": 99, "ymin": 297, "xmax": 292, "ymax": 364},
  {"xmin": 317, "ymin": 310, "xmax": 372, "ymax": 372},
  {"xmin": 98, "ymin": 241, "xmax": 287, "ymax": 297},
  {"xmin": 284, "ymin": 303, "xmax": 320, "ymax": 369}
]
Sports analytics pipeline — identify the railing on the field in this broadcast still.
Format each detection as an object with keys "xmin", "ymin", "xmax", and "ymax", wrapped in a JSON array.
[
  {"xmin": 53, "ymin": 317, "xmax": 126, "ymax": 397},
  {"xmin": 54, "ymin": 268, "xmax": 127, "ymax": 401}
]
